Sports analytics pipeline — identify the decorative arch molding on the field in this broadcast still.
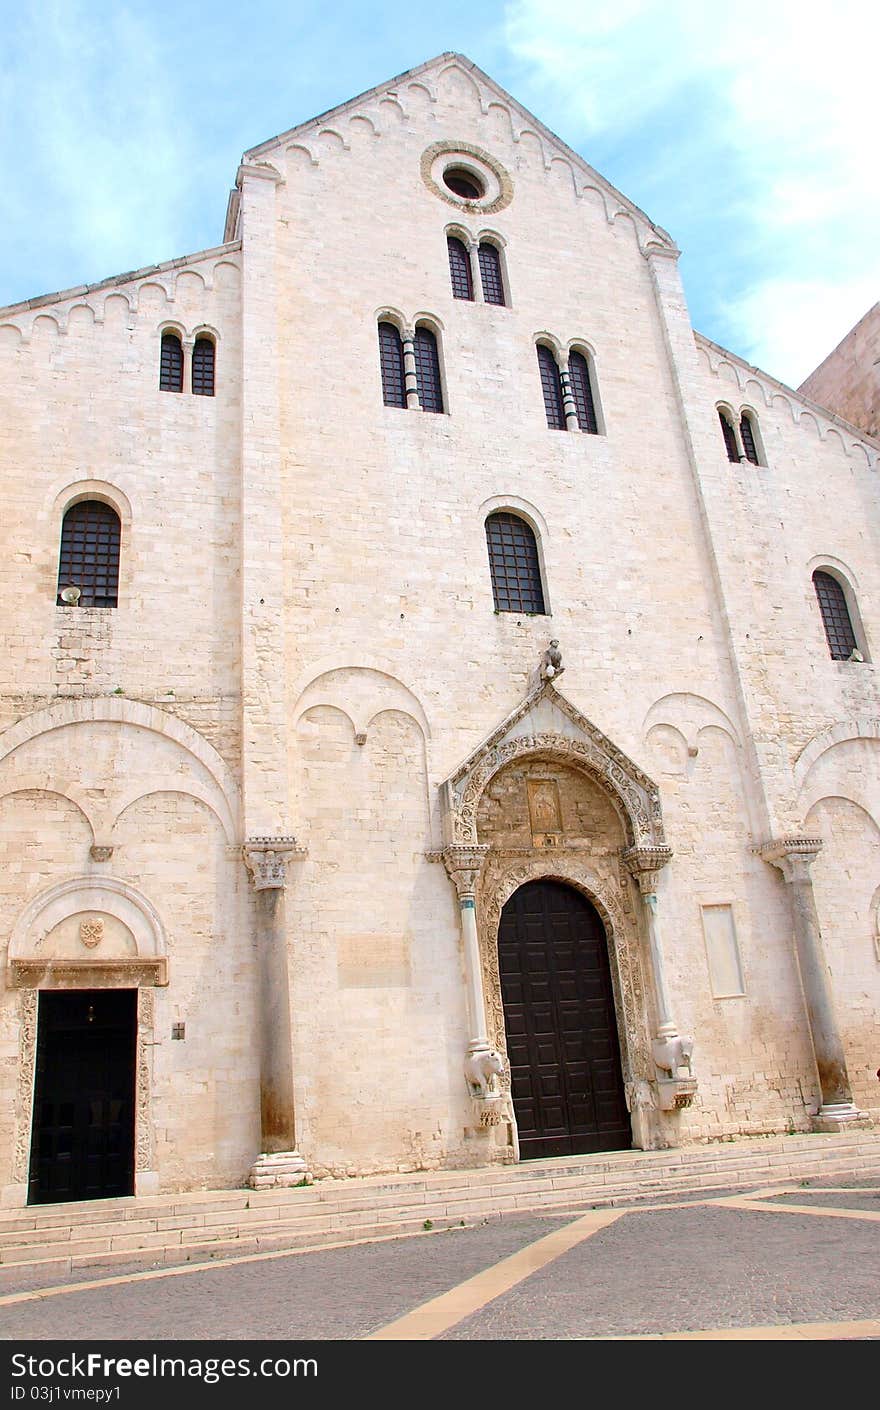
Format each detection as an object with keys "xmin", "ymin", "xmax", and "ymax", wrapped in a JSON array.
[
  {"xmin": 643, "ymin": 691, "xmax": 741, "ymax": 752},
  {"xmin": 7, "ymin": 874, "xmax": 169, "ymax": 987},
  {"xmin": 0, "ymin": 698, "xmax": 240, "ymax": 839},
  {"xmin": 0, "ymin": 777, "xmax": 97, "ymax": 840},
  {"xmin": 291, "ymin": 662, "xmax": 431, "ymax": 739},
  {"xmin": 443, "ymin": 681, "xmax": 667, "ymax": 850},
  {"xmin": 476, "ymin": 854, "xmax": 652, "ymax": 1095},
  {"xmin": 478, "ymin": 494, "xmax": 550, "ymax": 544},
  {"xmin": 794, "ymin": 718, "xmax": 880, "ymax": 791}
]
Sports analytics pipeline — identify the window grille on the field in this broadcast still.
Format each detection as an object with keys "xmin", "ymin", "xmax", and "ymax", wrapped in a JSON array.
[
  {"xmin": 813, "ymin": 571, "xmax": 858, "ymax": 660},
  {"xmin": 569, "ymin": 351, "xmax": 598, "ymax": 434},
  {"xmin": 485, "ymin": 512, "xmax": 545, "ymax": 614},
  {"xmin": 478, "ymin": 243, "xmax": 505, "ymax": 306},
  {"xmin": 57, "ymin": 501, "xmax": 121, "ymax": 608},
  {"xmin": 192, "ymin": 337, "xmax": 215, "ymax": 397},
  {"xmin": 740, "ymin": 413, "xmax": 759, "ymax": 464},
  {"xmin": 718, "ymin": 410, "xmax": 739, "ymax": 462},
  {"xmin": 447, "ymin": 237, "xmax": 473, "ymax": 300},
  {"xmin": 537, "ymin": 345, "xmax": 565, "ymax": 429},
  {"xmin": 159, "ymin": 332, "xmax": 183, "ymax": 393},
  {"xmin": 378, "ymin": 322, "xmax": 406, "ymax": 407},
  {"xmin": 414, "ymin": 326, "xmax": 444, "ymax": 413}
]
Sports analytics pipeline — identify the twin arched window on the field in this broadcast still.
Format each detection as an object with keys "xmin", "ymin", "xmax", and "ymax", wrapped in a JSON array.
[
  {"xmin": 485, "ymin": 512, "xmax": 545, "ymax": 614},
  {"xmin": 160, "ymin": 333, "xmax": 216, "ymax": 396},
  {"xmin": 537, "ymin": 344, "xmax": 600, "ymax": 434},
  {"xmin": 446, "ymin": 236, "xmax": 506, "ymax": 306},
  {"xmin": 57, "ymin": 501, "xmax": 121, "ymax": 608},
  {"xmin": 378, "ymin": 322, "xmax": 444, "ymax": 413},
  {"xmin": 718, "ymin": 407, "xmax": 762, "ymax": 464}
]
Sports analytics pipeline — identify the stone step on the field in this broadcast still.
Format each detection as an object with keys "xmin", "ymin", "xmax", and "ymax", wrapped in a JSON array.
[{"xmin": 1, "ymin": 1131, "xmax": 878, "ymax": 1275}]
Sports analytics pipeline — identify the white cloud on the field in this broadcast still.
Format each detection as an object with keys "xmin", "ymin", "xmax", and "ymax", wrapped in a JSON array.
[{"xmin": 504, "ymin": 0, "xmax": 880, "ymax": 383}]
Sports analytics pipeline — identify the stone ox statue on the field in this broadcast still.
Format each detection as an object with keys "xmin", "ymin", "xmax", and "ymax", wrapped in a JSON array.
[{"xmin": 464, "ymin": 1048, "xmax": 505, "ymax": 1098}]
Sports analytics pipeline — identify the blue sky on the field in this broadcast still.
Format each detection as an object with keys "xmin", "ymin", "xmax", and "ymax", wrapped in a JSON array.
[{"xmin": 1, "ymin": 0, "xmax": 876, "ymax": 388}]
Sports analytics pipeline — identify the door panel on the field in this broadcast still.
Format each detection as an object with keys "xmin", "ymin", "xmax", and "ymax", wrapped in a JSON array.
[
  {"xmin": 498, "ymin": 880, "xmax": 631, "ymax": 1158},
  {"xmin": 29, "ymin": 990, "xmax": 137, "ymax": 1204}
]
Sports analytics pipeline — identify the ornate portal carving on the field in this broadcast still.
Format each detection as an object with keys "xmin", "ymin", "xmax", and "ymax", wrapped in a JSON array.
[{"xmin": 11, "ymin": 991, "xmax": 38, "ymax": 1185}]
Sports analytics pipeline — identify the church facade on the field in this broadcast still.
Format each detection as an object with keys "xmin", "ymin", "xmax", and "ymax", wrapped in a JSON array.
[{"xmin": 1, "ymin": 53, "xmax": 877, "ymax": 1206}]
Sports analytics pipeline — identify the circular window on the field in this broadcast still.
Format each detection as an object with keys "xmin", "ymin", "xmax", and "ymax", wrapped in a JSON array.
[
  {"xmin": 443, "ymin": 167, "xmax": 484, "ymax": 200},
  {"xmin": 421, "ymin": 142, "xmax": 513, "ymax": 214}
]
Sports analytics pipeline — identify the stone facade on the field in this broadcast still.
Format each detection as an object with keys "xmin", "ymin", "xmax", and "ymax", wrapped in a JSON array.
[
  {"xmin": 0, "ymin": 53, "xmax": 877, "ymax": 1205},
  {"xmin": 799, "ymin": 303, "xmax": 880, "ymax": 440}
]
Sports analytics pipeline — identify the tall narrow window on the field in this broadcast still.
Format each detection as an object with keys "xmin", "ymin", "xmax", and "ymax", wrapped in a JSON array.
[
  {"xmin": 414, "ymin": 326, "xmax": 444, "ymax": 413},
  {"xmin": 447, "ymin": 236, "xmax": 473, "ymax": 301},
  {"xmin": 192, "ymin": 337, "xmax": 215, "ymax": 397},
  {"xmin": 159, "ymin": 332, "xmax": 183, "ymax": 393},
  {"xmin": 378, "ymin": 322, "xmax": 406, "ymax": 408},
  {"xmin": 537, "ymin": 345, "xmax": 565, "ymax": 429},
  {"xmin": 485, "ymin": 512, "xmax": 546, "ymax": 614},
  {"xmin": 569, "ymin": 351, "xmax": 599, "ymax": 434},
  {"xmin": 478, "ymin": 242, "xmax": 505, "ymax": 306},
  {"xmin": 718, "ymin": 409, "xmax": 739, "ymax": 462},
  {"xmin": 813, "ymin": 570, "xmax": 858, "ymax": 660},
  {"xmin": 740, "ymin": 412, "xmax": 759, "ymax": 465},
  {"xmin": 57, "ymin": 501, "xmax": 121, "ymax": 609}
]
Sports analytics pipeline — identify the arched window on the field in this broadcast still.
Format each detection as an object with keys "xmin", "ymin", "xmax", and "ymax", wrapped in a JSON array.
[
  {"xmin": 414, "ymin": 326, "xmax": 444, "ymax": 413},
  {"xmin": 159, "ymin": 332, "xmax": 183, "ymax": 393},
  {"xmin": 569, "ymin": 350, "xmax": 599, "ymax": 434},
  {"xmin": 739, "ymin": 411, "xmax": 760, "ymax": 465},
  {"xmin": 537, "ymin": 345, "xmax": 565, "ymax": 429},
  {"xmin": 718, "ymin": 409, "xmax": 739, "ymax": 462},
  {"xmin": 478, "ymin": 242, "xmax": 505, "ymax": 306},
  {"xmin": 485, "ymin": 511, "xmax": 546, "ymax": 614},
  {"xmin": 447, "ymin": 237, "xmax": 473, "ymax": 301},
  {"xmin": 378, "ymin": 322, "xmax": 406, "ymax": 408},
  {"xmin": 813, "ymin": 570, "xmax": 859, "ymax": 660},
  {"xmin": 192, "ymin": 336, "xmax": 215, "ymax": 397},
  {"xmin": 57, "ymin": 501, "xmax": 121, "ymax": 609}
]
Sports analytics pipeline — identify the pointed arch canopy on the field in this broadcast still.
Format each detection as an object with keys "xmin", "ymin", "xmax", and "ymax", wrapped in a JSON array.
[{"xmin": 441, "ymin": 681, "xmax": 668, "ymax": 851}]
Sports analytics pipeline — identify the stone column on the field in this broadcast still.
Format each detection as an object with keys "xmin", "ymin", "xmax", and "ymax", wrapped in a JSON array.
[
  {"xmin": 401, "ymin": 327, "xmax": 420, "ymax": 410},
  {"xmin": 758, "ymin": 836, "xmax": 863, "ymax": 1127},
  {"xmin": 623, "ymin": 845, "xmax": 697, "ymax": 1111},
  {"xmin": 560, "ymin": 361, "xmax": 580, "ymax": 433},
  {"xmin": 467, "ymin": 241, "xmax": 483, "ymax": 303},
  {"xmin": 441, "ymin": 845, "xmax": 491, "ymax": 1057},
  {"xmin": 242, "ymin": 838, "xmax": 310, "ymax": 1187}
]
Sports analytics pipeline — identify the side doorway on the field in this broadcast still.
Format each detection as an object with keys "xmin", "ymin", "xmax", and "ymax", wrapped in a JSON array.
[{"xmin": 28, "ymin": 989, "xmax": 137, "ymax": 1204}]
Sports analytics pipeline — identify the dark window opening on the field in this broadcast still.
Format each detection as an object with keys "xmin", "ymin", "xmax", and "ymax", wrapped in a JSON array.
[
  {"xmin": 57, "ymin": 501, "xmax": 121, "ymax": 609},
  {"xmin": 444, "ymin": 168, "xmax": 484, "ymax": 200},
  {"xmin": 447, "ymin": 236, "xmax": 473, "ymax": 301},
  {"xmin": 537, "ymin": 345, "xmax": 565, "ymax": 429},
  {"xmin": 813, "ymin": 570, "xmax": 858, "ymax": 660},
  {"xmin": 378, "ymin": 322, "xmax": 406, "ymax": 408},
  {"xmin": 569, "ymin": 351, "xmax": 598, "ymax": 434},
  {"xmin": 478, "ymin": 243, "xmax": 505, "ymax": 306},
  {"xmin": 718, "ymin": 410, "xmax": 739, "ymax": 462},
  {"xmin": 485, "ymin": 511, "xmax": 546, "ymax": 614},
  {"xmin": 192, "ymin": 337, "xmax": 215, "ymax": 397},
  {"xmin": 740, "ymin": 413, "xmax": 759, "ymax": 464},
  {"xmin": 414, "ymin": 326, "xmax": 444, "ymax": 413},
  {"xmin": 159, "ymin": 332, "xmax": 183, "ymax": 393}
]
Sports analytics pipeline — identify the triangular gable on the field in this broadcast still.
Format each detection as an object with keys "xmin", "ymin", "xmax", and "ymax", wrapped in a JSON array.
[
  {"xmin": 238, "ymin": 52, "xmax": 675, "ymax": 254},
  {"xmin": 441, "ymin": 679, "xmax": 666, "ymax": 849}
]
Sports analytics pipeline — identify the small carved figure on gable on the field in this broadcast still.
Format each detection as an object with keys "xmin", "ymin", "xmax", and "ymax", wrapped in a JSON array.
[{"xmin": 542, "ymin": 639, "xmax": 564, "ymax": 680}]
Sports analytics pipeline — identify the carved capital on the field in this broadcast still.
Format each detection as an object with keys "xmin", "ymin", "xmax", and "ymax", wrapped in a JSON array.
[
  {"xmin": 89, "ymin": 845, "xmax": 113, "ymax": 862},
  {"xmin": 242, "ymin": 836, "xmax": 307, "ymax": 891},
  {"xmin": 622, "ymin": 844, "xmax": 673, "ymax": 896},
  {"xmin": 755, "ymin": 835, "xmax": 823, "ymax": 884},
  {"xmin": 442, "ymin": 844, "xmax": 490, "ymax": 901}
]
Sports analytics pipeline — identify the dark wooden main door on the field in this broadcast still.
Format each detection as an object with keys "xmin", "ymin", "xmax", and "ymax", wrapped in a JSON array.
[
  {"xmin": 498, "ymin": 880, "xmax": 631, "ymax": 1159},
  {"xmin": 28, "ymin": 989, "xmax": 137, "ymax": 1204}
]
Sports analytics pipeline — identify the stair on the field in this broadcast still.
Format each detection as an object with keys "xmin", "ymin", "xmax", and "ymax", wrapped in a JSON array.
[{"xmin": 2, "ymin": 1130, "xmax": 879, "ymax": 1279}]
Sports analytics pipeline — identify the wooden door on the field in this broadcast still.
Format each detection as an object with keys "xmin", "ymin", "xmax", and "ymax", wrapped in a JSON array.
[
  {"xmin": 29, "ymin": 989, "xmax": 137, "ymax": 1204},
  {"xmin": 498, "ymin": 880, "xmax": 631, "ymax": 1158}
]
